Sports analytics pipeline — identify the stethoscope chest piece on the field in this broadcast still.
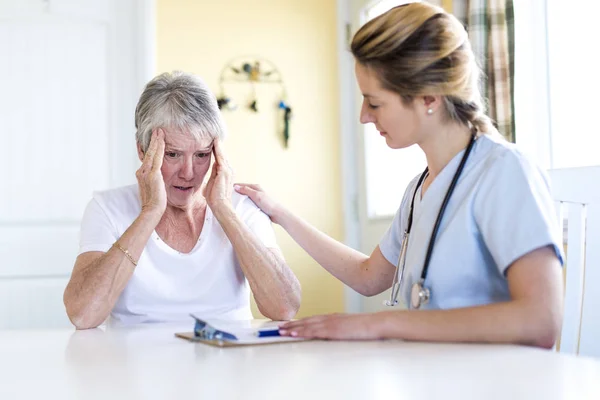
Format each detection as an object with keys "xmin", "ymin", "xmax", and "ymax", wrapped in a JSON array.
[{"xmin": 410, "ymin": 279, "xmax": 430, "ymax": 309}]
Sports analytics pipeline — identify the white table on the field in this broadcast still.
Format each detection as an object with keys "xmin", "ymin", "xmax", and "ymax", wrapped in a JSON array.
[{"xmin": 1, "ymin": 321, "xmax": 599, "ymax": 400}]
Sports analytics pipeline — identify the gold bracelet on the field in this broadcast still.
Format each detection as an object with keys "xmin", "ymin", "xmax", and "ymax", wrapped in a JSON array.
[{"xmin": 112, "ymin": 242, "xmax": 138, "ymax": 266}]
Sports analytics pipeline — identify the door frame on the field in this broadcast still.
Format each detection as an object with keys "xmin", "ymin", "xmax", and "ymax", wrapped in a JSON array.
[
  {"xmin": 336, "ymin": 0, "xmax": 364, "ymax": 313},
  {"xmin": 110, "ymin": 0, "xmax": 157, "ymax": 186}
]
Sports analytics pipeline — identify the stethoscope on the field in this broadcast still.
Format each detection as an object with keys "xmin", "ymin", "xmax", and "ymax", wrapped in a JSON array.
[{"xmin": 385, "ymin": 133, "xmax": 477, "ymax": 309}]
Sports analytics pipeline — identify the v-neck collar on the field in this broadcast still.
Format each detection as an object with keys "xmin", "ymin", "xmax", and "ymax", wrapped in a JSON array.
[
  {"xmin": 419, "ymin": 144, "xmax": 470, "ymax": 204},
  {"xmin": 412, "ymin": 143, "xmax": 472, "ymax": 229}
]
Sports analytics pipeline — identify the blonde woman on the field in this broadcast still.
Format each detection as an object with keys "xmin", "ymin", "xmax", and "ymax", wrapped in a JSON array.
[{"xmin": 235, "ymin": 3, "xmax": 563, "ymax": 347}]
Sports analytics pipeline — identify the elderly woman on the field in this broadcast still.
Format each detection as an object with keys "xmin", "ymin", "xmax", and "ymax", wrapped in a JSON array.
[{"xmin": 64, "ymin": 71, "xmax": 301, "ymax": 329}]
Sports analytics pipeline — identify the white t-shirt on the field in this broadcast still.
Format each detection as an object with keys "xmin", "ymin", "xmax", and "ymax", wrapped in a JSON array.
[
  {"xmin": 78, "ymin": 185, "xmax": 279, "ymax": 324},
  {"xmin": 379, "ymin": 134, "xmax": 564, "ymax": 309}
]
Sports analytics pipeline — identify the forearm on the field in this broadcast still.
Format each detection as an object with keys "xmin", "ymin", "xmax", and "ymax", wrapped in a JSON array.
[
  {"xmin": 276, "ymin": 207, "xmax": 376, "ymax": 294},
  {"xmin": 375, "ymin": 300, "xmax": 560, "ymax": 348},
  {"xmin": 64, "ymin": 211, "xmax": 161, "ymax": 329},
  {"xmin": 214, "ymin": 206, "xmax": 301, "ymax": 320}
]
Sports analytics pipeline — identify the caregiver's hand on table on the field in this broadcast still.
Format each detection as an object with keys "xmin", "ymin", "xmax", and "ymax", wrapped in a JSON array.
[{"xmin": 279, "ymin": 313, "xmax": 383, "ymax": 340}]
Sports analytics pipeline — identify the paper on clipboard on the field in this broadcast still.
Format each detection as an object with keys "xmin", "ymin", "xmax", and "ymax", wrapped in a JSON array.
[{"xmin": 175, "ymin": 315, "xmax": 308, "ymax": 347}]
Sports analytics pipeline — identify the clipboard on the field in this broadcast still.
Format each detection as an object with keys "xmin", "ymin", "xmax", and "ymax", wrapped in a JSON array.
[{"xmin": 175, "ymin": 315, "xmax": 308, "ymax": 348}]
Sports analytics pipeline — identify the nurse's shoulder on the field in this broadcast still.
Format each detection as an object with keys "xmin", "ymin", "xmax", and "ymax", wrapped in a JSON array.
[{"xmin": 475, "ymin": 133, "xmax": 550, "ymax": 188}]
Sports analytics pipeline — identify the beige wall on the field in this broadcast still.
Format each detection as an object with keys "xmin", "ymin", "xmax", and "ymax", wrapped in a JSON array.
[{"xmin": 156, "ymin": 0, "xmax": 345, "ymax": 317}]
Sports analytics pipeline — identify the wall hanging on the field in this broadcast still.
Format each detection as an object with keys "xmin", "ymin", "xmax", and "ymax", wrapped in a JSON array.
[{"xmin": 216, "ymin": 56, "xmax": 293, "ymax": 148}]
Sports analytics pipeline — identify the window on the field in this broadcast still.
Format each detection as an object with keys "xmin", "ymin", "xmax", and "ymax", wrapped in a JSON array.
[
  {"xmin": 361, "ymin": 0, "xmax": 426, "ymax": 218},
  {"xmin": 545, "ymin": 1, "xmax": 600, "ymax": 168},
  {"xmin": 515, "ymin": 1, "xmax": 600, "ymax": 169}
]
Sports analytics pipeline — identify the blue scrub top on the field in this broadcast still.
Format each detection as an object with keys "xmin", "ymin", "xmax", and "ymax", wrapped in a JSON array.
[{"xmin": 379, "ymin": 134, "xmax": 564, "ymax": 309}]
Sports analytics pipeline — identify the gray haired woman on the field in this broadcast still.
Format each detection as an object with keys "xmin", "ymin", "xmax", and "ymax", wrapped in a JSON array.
[{"xmin": 64, "ymin": 71, "xmax": 301, "ymax": 329}]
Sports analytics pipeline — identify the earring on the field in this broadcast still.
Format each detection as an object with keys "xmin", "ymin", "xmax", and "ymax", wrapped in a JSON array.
[{"xmin": 427, "ymin": 108, "xmax": 433, "ymax": 115}]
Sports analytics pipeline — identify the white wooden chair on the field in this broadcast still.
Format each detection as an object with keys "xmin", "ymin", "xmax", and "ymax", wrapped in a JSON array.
[{"xmin": 548, "ymin": 166, "xmax": 600, "ymax": 357}]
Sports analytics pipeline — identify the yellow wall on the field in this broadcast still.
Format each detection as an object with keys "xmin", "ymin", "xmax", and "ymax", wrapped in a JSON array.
[
  {"xmin": 156, "ymin": 0, "xmax": 345, "ymax": 317},
  {"xmin": 441, "ymin": 0, "xmax": 453, "ymax": 12}
]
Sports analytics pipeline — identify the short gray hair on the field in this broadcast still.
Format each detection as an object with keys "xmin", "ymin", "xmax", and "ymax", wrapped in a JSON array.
[{"xmin": 134, "ymin": 71, "xmax": 226, "ymax": 151}]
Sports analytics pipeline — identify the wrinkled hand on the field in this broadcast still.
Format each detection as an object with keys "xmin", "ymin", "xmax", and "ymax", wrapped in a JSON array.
[
  {"xmin": 234, "ymin": 183, "xmax": 285, "ymax": 225},
  {"xmin": 204, "ymin": 140, "xmax": 234, "ymax": 213},
  {"xmin": 136, "ymin": 129, "xmax": 167, "ymax": 219},
  {"xmin": 278, "ymin": 313, "xmax": 381, "ymax": 340}
]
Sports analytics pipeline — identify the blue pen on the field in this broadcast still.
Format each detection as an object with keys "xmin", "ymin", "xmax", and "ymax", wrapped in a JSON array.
[{"xmin": 256, "ymin": 328, "xmax": 281, "ymax": 338}]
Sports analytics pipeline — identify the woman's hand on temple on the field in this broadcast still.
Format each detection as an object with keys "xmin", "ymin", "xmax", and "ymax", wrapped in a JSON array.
[
  {"xmin": 204, "ymin": 140, "xmax": 234, "ymax": 214},
  {"xmin": 234, "ymin": 183, "xmax": 285, "ymax": 225},
  {"xmin": 136, "ymin": 128, "xmax": 167, "ymax": 220}
]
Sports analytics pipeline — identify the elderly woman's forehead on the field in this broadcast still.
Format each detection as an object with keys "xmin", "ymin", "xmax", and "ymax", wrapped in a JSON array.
[{"xmin": 163, "ymin": 128, "xmax": 213, "ymax": 148}]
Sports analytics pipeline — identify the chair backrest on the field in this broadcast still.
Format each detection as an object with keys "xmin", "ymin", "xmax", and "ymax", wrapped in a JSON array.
[{"xmin": 548, "ymin": 166, "xmax": 600, "ymax": 358}]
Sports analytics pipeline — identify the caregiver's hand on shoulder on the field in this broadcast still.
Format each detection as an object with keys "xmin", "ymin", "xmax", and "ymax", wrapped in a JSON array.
[
  {"xmin": 234, "ymin": 183, "xmax": 285, "ymax": 224},
  {"xmin": 137, "ymin": 128, "xmax": 167, "ymax": 220}
]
